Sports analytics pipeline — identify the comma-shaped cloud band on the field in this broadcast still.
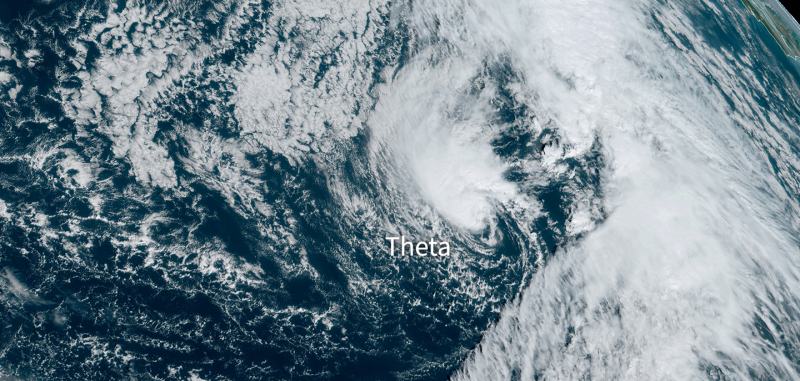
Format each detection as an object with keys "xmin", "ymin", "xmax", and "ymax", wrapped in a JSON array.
[{"xmin": 386, "ymin": 236, "xmax": 450, "ymax": 257}]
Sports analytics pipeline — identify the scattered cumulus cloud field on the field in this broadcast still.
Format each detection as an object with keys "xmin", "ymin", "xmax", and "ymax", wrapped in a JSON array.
[{"xmin": 1, "ymin": 0, "xmax": 800, "ymax": 379}]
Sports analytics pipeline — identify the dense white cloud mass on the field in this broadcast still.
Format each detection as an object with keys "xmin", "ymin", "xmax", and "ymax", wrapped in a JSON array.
[
  {"xmin": 3, "ymin": 0, "xmax": 800, "ymax": 378},
  {"xmin": 233, "ymin": 0, "xmax": 391, "ymax": 159},
  {"xmin": 368, "ymin": 58, "xmax": 525, "ymax": 232},
  {"xmin": 399, "ymin": 0, "xmax": 800, "ymax": 379},
  {"xmin": 53, "ymin": 0, "xmax": 800, "ymax": 376}
]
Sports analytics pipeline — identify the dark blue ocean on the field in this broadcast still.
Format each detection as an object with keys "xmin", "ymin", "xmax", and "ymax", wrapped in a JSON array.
[{"xmin": 1, "ymin": 0, "xmax": 800, "ymax": 379}]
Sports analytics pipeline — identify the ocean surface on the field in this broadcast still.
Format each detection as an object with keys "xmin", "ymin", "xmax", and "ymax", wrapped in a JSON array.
[{"xmin": 1, "ymin": 0, "xmax": 800, "ymax": 380}]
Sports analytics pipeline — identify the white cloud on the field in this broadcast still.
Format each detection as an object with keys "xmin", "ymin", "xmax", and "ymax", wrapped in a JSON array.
[
  {"xmin": 368, "ymin": 57, "xmax": 524, "ymax": 232},
  {"xmin": 233, "ymin": 0, "xmax": 391, "ymax": 160},
  {"xmin": 412, "ymin": 0, "xmax": 800, "ymax": 379}
]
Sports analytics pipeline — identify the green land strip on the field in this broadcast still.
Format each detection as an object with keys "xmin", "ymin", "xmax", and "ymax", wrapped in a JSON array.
[{"xmin": 741, "ymin": 0, "xmax": 800, "ymax": 58}]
